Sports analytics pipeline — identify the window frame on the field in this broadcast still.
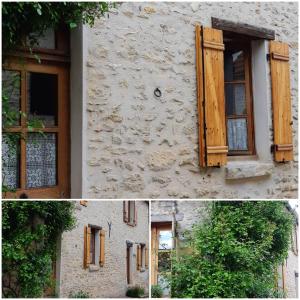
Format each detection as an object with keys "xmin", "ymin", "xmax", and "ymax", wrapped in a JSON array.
[
  {"xmin": 124, "ymin": 201, "xmax": 137, "ymax": 227},
  {"xmin": 2, "ymin": 60, "xmax": 70, "ymax": 199},
  {"xmin": 224, "ymin": 39, "xmax": 255, "ymax": 156}
]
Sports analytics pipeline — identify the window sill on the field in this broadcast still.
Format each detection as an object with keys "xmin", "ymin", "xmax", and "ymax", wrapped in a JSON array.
[
  {"xmin": 89, "ymin": 264, "xmax": 100, "ymax": 272},
  {"xmin": 225, "ymin": 160, "xmax": 273, "ymax": 180}
]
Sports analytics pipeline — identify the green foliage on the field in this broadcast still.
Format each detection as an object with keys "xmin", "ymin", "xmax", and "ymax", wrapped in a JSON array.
[
  {"xmin": 2, "ymin": 201, "xmax": 75, "ymax": 298},
  {"xmin": 2, "ymin": 2, "xmax": 114, "ymax": 52},
  {"xmin": 151, "ymin": 285, "xmax": 163, "ymax": 298},
  {"xmin": 171, "ymin": 201, "xmax": 294, "ymax": 298},
  {"xmin": 69, "ymin": 290, "xmax": 90, "ymax": 298},
  {"xmin": 126, "ymin": 286, "xmax": 145, "ymax": 298}
]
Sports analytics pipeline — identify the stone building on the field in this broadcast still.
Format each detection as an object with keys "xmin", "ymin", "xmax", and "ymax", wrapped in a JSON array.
[
  {"xmin": 151, "ymin": 200, "xmax": 299, "ymax": 298},
  {"xmin": 55, "ymin": 201, "xmax": 149, "ymax": 298},
  {"xmin": 2, "ymin": 2, "xmax": 298, "ymax": 199}
]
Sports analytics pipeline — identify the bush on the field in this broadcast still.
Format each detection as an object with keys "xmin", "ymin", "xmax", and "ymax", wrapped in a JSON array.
[
  {"xmin": 171, "ymin": 201, "xmax": 294, "ymax": 298},
  {"xmin": 151, "ymin": 285, "xmax": 163, "ymax": 298},
  {"xmin": 126, "ymin": 286, "xmax": 145, "ymax": 298},
  {"xmin": 69, "ymin": 290, "xmax": 90, "ymax": 298}
]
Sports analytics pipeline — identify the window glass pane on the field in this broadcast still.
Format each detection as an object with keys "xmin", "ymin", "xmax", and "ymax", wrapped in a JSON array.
[
  {"xmin": 2, "ymin": 134, "xmax": 20, "ymax": 189},
  {"xmin": 26, "ymin": 133, "xmax": 57, "ymax": 188},
  {"xmin": 158, "ymin": 250, "xmax": 171, "ymax": 272},
  {"xmin": 224, "ymin": 50, "xmax": 245, "ymax": 81},
  {"xmin": 27, "ymin": 72, "xmax": 58, "ymax": 126},
  {"xmin": 227, "ymin": 118, "xmax": 248, "ymax": 151},
  {"xmin": 159, "ymin": 230, "xmax": 172, "ymax": 250},
  {"xmin": 225, "ymin": 84, "xmax": 246, "ymax": 116},
  {"xmin": 129, "ymin": 202, "xmax": 135, "ymax": 223},
  {"xmin": 90, "ymin": 228, "xmax": 95, "ymax": 264},
  {"xmin": 27, "ymin": 29, "xmax": 56, "ymax": 49},
  {"xmin": 2, "ymin": 70, "xmax": 21, "ymax": 126}
]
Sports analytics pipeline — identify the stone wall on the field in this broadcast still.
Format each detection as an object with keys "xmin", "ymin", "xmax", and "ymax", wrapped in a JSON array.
[
  {"xmin": 84, "ymin": 2, "xmax": 298, "ymax": 198},
  {"xmin": 57, "ymin": 201, "xmax": 149, "ymax": 298}
]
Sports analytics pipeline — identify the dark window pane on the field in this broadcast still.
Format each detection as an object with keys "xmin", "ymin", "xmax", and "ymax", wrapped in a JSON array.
[
  {"xmin": 2, "ymin": 70, "xmax": 21, "ymax": 126},
  {"xmin": 225, "ymin": 84, "xmax": 246, "ymax": 116},
  {"xmin": 227, "ymin": 118, "xmax": 248, "ymax": 151},
  {"xmin": 2, "ymin": 134, "xmax": 20, "ymax": 189},
  {"xmin": 27, "ymin": 72, "xmax": 58, "ymax": 126},
  {"xmin": 224, "ymin": 50, "xmax": 245, "ymax": 81},
  {"xmin": 26, "ymin": 133, "xmax": 57, "ymax": 188}
]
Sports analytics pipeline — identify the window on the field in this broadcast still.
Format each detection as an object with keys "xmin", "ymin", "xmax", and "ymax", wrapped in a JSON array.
[
  {"xmin": 83, "ymin": 225, "xmax": 105, "ymax": 269},
  {"xmin": 291, "ymin": 224, "xmax": 298, "ymax": 255},
  {"xmin": 2, "ymin": 26, "xmax": 70, "ymax": 198},
  {"xmin": 123, "ymin": 201, "xmax": 137, "ymax": 226},
  {"xmin": 195, "ymin": 20, "xmax": 293, "ymax": 167},
  {"xmin": 137, "ymin": 243, "xmax": 148, "ymax": 271},
  {"xmin": 126, "ymin": 242, "xmax": 133, "ymax": 284},
  {"xmin": 224, "ymin": 37, "xmax": 255, "ymax": 155}
]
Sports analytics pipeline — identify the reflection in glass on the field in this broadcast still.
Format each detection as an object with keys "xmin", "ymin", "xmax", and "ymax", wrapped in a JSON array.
[
  {"xmin": 2, "ymin": 134, "xmax": 20, "ymax": 189},
  {"xmin": 227, "ymin": 118, "xmax": 248, "ymax": 151},
  {"xmin": 2, "ymin": 70, "xmax": 21, "ymax": 126},
  {"xmin": 26, "ymin": 133, "xmax": 57, "ymax": 188},
  {"xmin": 27, "ymin": 72, "xmax": 58, "ymax": 126},
  {"xmin": 224, "ymin": 50, "xmax": 245, "ymax": 81},
  {"xmin": 225, "ymin": 84, "xmax": 246, "ymax": 116}
]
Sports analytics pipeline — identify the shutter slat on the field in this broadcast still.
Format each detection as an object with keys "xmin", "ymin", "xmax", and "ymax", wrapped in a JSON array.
[
  {"xmin": 203, "ymin": 27, "xmax": 228, "ymax": 166},
  {"xmin": 145, "ymin": 247, "xmax": 148, "ymax": 269},
  {"xmin": 270, "ymin": 41, "xmax": 293, "ymax": 162},
  {"xmin": 99, "ymin": 230, "xmax": 105, "ymax": 267}
]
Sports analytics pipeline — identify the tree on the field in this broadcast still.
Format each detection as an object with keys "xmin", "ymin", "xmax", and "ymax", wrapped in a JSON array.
[
  {"xmin": 2, "ymin": 201, "xmax": 75, "ymax": 297},
  {"xmin": 171, "ymin": 201, "xmax": 294, "ymax": 298}
]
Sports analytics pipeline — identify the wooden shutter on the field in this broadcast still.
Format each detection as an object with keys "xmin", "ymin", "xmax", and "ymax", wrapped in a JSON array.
[
  {"xmin": 99, "ymin": 230, "xmax": 105, "ymax": 267},
  {"xmin": 80, "ymin": 200, "xmax": 88, "ymax": 206},
  {"xmin": 269, "ymin": 41, "xmax": 293, "ymax": 162},
  {"xmin": 133, "ymin": 202, "xmax": 137, "ymax": 226},
  {"xmin": 145, "ymin": 247, "xmax": 148, "ymax": 269},
  {"xmin": 123, "ymin": 201, "xmax": 128, "ymax": 223},
  {"xmin": 136, "ymin": 244, "xmax": 141, "ymax": 271},
  {"xmin": 83, "ymin": 226, "xmax": 91, "ymax": 269},
  {"xmin": 196, "ymin": 25, "xmax": 228, "ymax": 167}
]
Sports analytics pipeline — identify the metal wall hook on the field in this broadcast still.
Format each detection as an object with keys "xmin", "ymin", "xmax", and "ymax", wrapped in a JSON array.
[{"xmin": 154, "ymin": 88, "xmax": 162, "ymax": 98}]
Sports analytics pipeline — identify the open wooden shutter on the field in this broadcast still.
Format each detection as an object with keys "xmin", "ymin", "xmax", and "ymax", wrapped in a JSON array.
[
  {"xmin": 123, "ymin": 201, "xmax": 128, "ymax": 223},
  {"xmin": 83, "ymin": 226, "xmax": 91, "ymax": 269},
  {"xmin": 99, "ymin": 230, "xmax": 105, "ymax": 267},
  {"xmin": 269, "ymin": 41, "xmax": 293, "ymax": 162},
  {"xmin": 136, "ymin": 244, "xmax": 141, "ymax": 271},
  {"xmin": 196, "ymin": 25, "xmax": 228, "ymax": 167},
  {"xmin": 145, "ymin": 246, "xmax": 148, "ymax": 269}
]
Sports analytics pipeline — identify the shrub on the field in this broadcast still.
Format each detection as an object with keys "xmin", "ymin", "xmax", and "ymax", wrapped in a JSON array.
[
  {"xmin": 151, "ymin": 285, "xmax": 163, "ymax": 298},
  {"xmin": 69, "ymin": 290, "xmax": 90, "ymax": 298},
  {"xmin": 171, "ymin": 201, "xmax": 294, "ymax": 298},
  {"xmin": 126, "ymin": 286, "xmax": 145, "ymax": 298}
]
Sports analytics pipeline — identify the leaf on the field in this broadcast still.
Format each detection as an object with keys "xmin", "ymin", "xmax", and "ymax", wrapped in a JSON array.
[{"xmin": 69, "ymin": 22, "xmax": 77, "ymax": 29}]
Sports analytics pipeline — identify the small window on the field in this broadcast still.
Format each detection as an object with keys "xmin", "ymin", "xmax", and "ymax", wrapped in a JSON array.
[
  {"xmin": 224, "ymin": 36, "xmax": 255, "ymax": 155},
  {"xmin": 291, "ymin": 224, "xmax": 298, "ymax": 255},
  {"xmin": 90, "ymin": 227, "xmax": 96, "ymax": 265},
  {"xmin": 123, "ymin": 201, "xmax": 137, "ymax": 226}
]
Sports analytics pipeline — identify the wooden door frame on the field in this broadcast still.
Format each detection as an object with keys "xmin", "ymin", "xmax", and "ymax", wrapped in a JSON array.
[
  {"xmin": 3, "ymin": 58, "xmax": 70, "ymax": 199},
  {"xmin": 151, "ymin": 222, "xmax": 172, "ymax": 285}
]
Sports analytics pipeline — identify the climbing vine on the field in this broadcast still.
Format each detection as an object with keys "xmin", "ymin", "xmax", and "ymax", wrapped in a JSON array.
[
  {"xmin": 171, "ymin": 201, "xmax": 294, "ymax": 298},
  {"xmin": 2, "ymin": 201, "xmax": 75, "ymax": 297},
  {"xmin": 2, "ymin": 2, "xmax": 115, "ymax": 193}
]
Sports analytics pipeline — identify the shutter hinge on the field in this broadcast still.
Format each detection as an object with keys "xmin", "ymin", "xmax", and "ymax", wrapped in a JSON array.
[
  {"xmin": 266, "ymin": 54, "xmax": 270, "ymax": 61},
  {"xmin": 270, "ymin": 144, "xmax": 275, "ymax": 153}
]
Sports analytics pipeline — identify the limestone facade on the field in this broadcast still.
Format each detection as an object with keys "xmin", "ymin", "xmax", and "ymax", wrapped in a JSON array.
[
  {"xmin": 56, "ymin": 201, "xmax": 149, "ymax": 298},
  {"xmin": 82, "ymin": 2, "xmax": 298, "ymax": 199}
]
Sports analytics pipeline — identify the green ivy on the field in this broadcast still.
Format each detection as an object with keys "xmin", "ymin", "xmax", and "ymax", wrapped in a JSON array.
[
  {"xmin": 171, "ymin": 201, "xmax": 294, "ymax": 298},
  {"xmin": 2, "ymin": 201, "xmax": 75, "ymax": 298},
  {"xmin": 2, "ymin": 2, "xmax": 114, "ymax": 52}
]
